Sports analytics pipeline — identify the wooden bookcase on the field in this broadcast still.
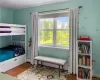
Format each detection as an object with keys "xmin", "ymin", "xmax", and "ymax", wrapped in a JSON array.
[{"xmin": 77, "ymin": 40, "xmax": 92, "ymax": 80}]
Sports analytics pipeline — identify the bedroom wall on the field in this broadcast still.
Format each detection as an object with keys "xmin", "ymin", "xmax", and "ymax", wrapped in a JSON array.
[
  {"xmin": 13, "ymin": 0, "xmax": 100, "ymax": 75},
  {"xmin": 0, "ymin": 8, "xmax": 14, "ymax": 48}
]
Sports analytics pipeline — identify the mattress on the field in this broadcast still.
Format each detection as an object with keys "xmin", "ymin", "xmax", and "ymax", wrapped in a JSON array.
[{"xmin": 0, "ymin": 50, "xmax": 14, "ymax": 62}]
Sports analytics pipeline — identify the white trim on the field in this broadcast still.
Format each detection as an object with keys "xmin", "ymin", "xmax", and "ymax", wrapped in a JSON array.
[
  {"xmin": 78, "ymin": 40, "xmax": 92, "ymax": 43},
  {"xmin": 39, "ymin": 10, "xmax": 69, "ymax": 17},
  {"xmin": 92, "ymin": 70, "xmax": 98, "ymax": 77},
  {"xmin": 0, "ymin": 33, "xmax": 25, "ymax": 36},
  {"xmin": 0, "ymin": 23, "xmax": 26, "ymax": 36},
  {"xmin": 0, "ymin": 28, "xmax": 25, "ymax": 31},
  {"xmin": 0, "ymin": 23, "xmax": 26, "ymax": 27},
  {"xmin": 30, "ymin": 0, "xmax": 69, "ymax": 9},
  {"xmin": 93, "ymin": 72, "xmax": 100, "ymax": 78},
  {"xmin": 0, "ymin": 54, "xmax": 26, "ymax": 72},
  {"xmin": 39, "ymin": 11, "xmax": 69, "ymax": 16},
  {"xmin": 39, "ymin": 45, "xmax": 69, "ymax": 50},
  {"xmin": 39, "ymin": 17, "xmax": 69, "ymax": 48},
  {"xmin": 26, "ymin": 58, "xmax": 31, "ymax": 62},
  {"xmin": 53, "ymin": 18, "xmax": 56, "ymax": 46}
]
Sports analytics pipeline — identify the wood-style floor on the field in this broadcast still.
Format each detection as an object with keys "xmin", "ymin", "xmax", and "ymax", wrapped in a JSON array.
[
  {"xmin": 5, "ymin": 62, "xmax": 99, "ymax": 80},
  {"xmin": 5, "ymin": 62, "xmax": 32, "ymax": 77}
]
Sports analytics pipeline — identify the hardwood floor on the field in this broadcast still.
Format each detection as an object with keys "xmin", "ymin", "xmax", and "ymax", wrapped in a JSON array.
[
  {"xmin": 5, "ymin": 62, "xmax": 32, "ymax": 77},
  {"xmin": 5, "ymin": 62, "xmax": 99, "ymax": 80}
]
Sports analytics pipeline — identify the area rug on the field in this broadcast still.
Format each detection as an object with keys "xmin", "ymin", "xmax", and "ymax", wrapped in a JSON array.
[{"xmin": 17, "ymin": 65, "xmax": 68, "ymax": 80}]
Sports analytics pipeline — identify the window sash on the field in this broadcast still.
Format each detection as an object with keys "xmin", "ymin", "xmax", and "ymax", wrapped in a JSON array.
[
  {"xmin": 39, "ymin": 18, "xmax": 69, "ymax": 48},
  {"xmin": 39, "ymin": 12, "xmax": 69, "ymax": 18},
  {"xmin": 41, "ymin": 29, "xmax": 69, "ymax": 30}
]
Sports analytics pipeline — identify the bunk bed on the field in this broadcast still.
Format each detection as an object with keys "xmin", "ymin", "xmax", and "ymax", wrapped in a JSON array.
[{"xmin": 0, "ymin": 23, "xmax": 26, "ymax": 72}]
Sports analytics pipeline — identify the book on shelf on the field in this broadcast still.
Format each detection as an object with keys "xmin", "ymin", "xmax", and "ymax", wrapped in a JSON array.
[
  {"xmin": 78, "ymin": 56, "xmax": 90, "ymax": 66},
  {"xmin": 78, "ymin": 67, "xmax": 90, "ymax": 79},
  {"xmin": 83, "ymin": 56, "xmax": 85, "ymax": 65},
  {"xmin": 86, "ymin": 56, "xmax": 90, "ymax": 66},
  {"xmin": 78, "ymin": 43, "xmax": 90, "ymax": 54}
]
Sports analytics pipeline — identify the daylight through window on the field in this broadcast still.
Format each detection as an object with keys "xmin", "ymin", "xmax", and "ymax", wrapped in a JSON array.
[{"xmin": 39, "ymin": 11, "xmax": 69, "ymax": 48}]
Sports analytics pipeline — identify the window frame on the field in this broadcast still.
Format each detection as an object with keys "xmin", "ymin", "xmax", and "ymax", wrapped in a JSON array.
[{"xmin": 38, "ymin": 16, "xmax": 69, "ymax": 49}]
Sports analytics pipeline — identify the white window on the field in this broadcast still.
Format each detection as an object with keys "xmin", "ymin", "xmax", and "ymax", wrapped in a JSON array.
[{"xmin": 39, "ymin": 11, "xmax": 69, "ymax": 48}]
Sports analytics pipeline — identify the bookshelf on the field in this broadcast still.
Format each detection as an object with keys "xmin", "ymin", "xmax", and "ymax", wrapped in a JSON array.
[{"xmin": 77, "ymin": 40, "xmax": 92, "ymax": 80}]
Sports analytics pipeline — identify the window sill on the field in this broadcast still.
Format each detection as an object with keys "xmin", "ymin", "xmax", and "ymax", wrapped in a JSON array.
[{"xmin": 39, "ymin": 45, "xmax": 69, "ymax": 50}]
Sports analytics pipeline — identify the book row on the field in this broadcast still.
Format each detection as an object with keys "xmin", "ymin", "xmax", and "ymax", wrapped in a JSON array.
[
  {"xmin": 78, "ymin": 43, "xmax": 90, "ymax": 54},
  {"xmin": 78, "ymin": 56, "xmax": 90, "ymax": 66},
  {"xmin": 78, "ymin": 67, "xmax": 90, "ymax": 79}
]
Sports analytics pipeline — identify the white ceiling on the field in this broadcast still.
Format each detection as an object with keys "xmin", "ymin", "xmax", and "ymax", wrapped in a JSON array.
[{"xmin": 0, "ymin": 0, "xmax": 68, "ymax": 9}]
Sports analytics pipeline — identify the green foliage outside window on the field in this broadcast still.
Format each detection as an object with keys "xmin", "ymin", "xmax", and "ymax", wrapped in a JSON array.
[{"xmin": 40, "ymin": 18, "xmax": 69, "ymax": 47}]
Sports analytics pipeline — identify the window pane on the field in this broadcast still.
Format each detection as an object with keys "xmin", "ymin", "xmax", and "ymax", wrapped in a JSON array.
[
  {"xmin": 39, "ymin": 16, "xmax": 70, "ymax": 48},
  {"xmin": 40, "ymin": 18, "xmax": 54, "ymax": 29},
  {"xmin": 56, "ymin": 17, "xmax": 69, "ymax": 29},
  {"xmin": 56, "ymin": 30, "xmax": 69, "ymax": 47},
  {"xmin": 56, "ymin": 17, "xmax": 69, "ymax": 47},
  {"xmin": 40, "ymin": 30, "xmax": 53, "ymax": 45}
]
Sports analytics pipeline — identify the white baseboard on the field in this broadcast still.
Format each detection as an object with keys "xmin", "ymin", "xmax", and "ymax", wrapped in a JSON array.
[
  {"xmin": 93, "ymin": 73, "xmax": 100, "ymax": 78},
  {"xmin": 26, "ymin": 58, "xmax": 31, "ymax": 62},
  {"xmin": 92, "ymin": 70, "xmax": 100, "ymax": 78}
]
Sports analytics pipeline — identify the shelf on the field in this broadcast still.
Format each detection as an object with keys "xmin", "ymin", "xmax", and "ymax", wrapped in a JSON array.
[
  {"xmin": 78, "ymin": 65, "xmax": 91, "ymax": 69},
  {"xmin": 78, "ymin": 78, "xmax": 90, "ymax": 80},
  {"xmin": 78, "ymin": 53, "xmax": 90, "ymax": 56},
  {"xmin": 78, "ymin": 40, "xmax": 92, "ymax": 80},
  {"xmin": 78, "ymin": 40, "xmax": 91, "ymax": 43}
]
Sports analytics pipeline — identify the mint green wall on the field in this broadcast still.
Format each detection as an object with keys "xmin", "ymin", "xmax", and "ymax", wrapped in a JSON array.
[
  {"xmin": 0, "ymin": 8, "xmax": 14, "ymax": 48},
  {"xmin": 38, "ymin": 47, "xmax": 69, "ymax": 60},
  {"xmin": 0, "ymin": 36, "xmax": 11, "ymax": 48},
  {"xmin": 0, "ymin": 8, "xmax": 14, "ymax": 23},
  {"xmin": 13, "ymin": 0, "xmax": 100, "ymax": 74}
]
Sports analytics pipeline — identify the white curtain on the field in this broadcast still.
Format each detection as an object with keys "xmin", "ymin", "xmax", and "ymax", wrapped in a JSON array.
[
  {"xmin": 69, "ymin": 8, "xmax": 79, "ymax": 74},
  {"xmin": 31, "ymin": 12, "xmax": 39, "ymax": 65}
]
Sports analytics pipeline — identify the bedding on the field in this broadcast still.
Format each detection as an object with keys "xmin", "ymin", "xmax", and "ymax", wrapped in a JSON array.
[
  {"xmin": 4, "ymin": 45, "xmax": 25, "ymax": 57},
  {"xmin": 0, "ymin": 45, "xmax": 25, "ymax": 62},
  {"xmin": 0, "ymin": 50, "xmax": 14, "ymax": 62}
]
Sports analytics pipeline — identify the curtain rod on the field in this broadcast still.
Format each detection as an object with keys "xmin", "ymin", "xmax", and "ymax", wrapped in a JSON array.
[{"xmin": 30, "ymin": 6, "xmax": 82, "ymax": 14}]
